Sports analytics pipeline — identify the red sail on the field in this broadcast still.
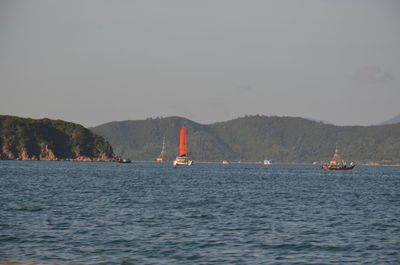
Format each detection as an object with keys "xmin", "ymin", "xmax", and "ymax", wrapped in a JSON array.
[{"xmin": 179, "ymin": 124, "xmax": 186, "ymax": 157}]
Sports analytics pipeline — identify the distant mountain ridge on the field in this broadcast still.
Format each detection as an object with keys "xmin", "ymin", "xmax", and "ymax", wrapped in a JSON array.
[
  {"xmin": 0, "ymin": 115, "xmax": 118, "ymax": 161},
  {"xmin": 380, "ymin": 114, "xmax": 400, "ymax": 125},
  {"xmin": 91, "ymin": 115, "xmax": 400, "ymax": 164}
]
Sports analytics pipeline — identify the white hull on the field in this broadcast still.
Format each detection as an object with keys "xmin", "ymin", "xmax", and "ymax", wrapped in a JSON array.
[{"xmin": 173, "ymin": 156, "xmax": 193, "ymax": 166}]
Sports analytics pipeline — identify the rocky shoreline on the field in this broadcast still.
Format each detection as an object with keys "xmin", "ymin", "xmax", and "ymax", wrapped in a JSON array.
[
  {"xmin": 0, "ymin": 156, "xmax": 120, "ymax": 162},
  {"xmin": 0, "ymin": 152, "xmax": 121, "ymax": 162},
  {"xmin": 0, "ymin": 144, "xmax": 120, "ymax": 162}
]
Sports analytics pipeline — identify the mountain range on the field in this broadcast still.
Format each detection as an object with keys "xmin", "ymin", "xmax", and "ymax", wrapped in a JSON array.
[{"xmin": 91, "ymin": 115, "xmax": 400, "ymax": 164}]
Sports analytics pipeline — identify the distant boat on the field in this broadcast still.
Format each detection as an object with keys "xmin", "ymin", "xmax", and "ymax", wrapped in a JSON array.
[
  {"xmin": 156, "ymin": 136, "xmax": 168, "ymax": 162},
  {"xmin": 173, "ymin": 124, "xmax": 193, "ymax": 166},
  {"xmin": 117, "ymin": 158, "xmax": 131, "ymax": 163},
  {"xmin": 222, "ymin": 160, "xmax": 229, "ymax": 164},
  {"xmin": 322, "ymin": 144, "xmax": 355, "ymax": 170},
  {"xmin": 263, "ymin": 160, "xmax": 272, "ymax": 165}
]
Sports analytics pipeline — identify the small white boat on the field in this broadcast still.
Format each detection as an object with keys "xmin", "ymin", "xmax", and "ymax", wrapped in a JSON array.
[
  {"xmin": 117, "ymin": 158, "xmax": 131, "ymax": 163},
  {"xmin": 173, "ymin": 156, "xmax": 193, "ymax": 166}
]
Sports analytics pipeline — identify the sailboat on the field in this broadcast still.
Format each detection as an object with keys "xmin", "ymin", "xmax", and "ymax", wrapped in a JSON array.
[
  {"xmin": 322, "ymin": 143, "xmax": 355, "ymax": 170},
  {"xmin": 173, "ymin": 124, "xmax": 193, "ymax": 166},
  {"xmin": 156, "ymin": 136, "xmax": 168, "ymax": 162}
]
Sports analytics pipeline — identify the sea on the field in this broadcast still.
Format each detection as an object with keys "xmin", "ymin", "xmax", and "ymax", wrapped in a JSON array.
[{"xmin": 0, "ymin": 161, "xmax": 399, "ymax": 265}]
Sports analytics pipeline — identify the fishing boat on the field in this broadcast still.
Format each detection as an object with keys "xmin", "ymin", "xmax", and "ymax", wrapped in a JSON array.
[
  {"xmin": 173, "ymin": 124, "xmax": 193, "ymax": 166},
  {"xmin": 322, "ymin": 144, "xmax": 355, "ymax": 170},
  {"xmin": 263, "ymin": 159, "xmax": 272, "ymax": 165},
  {"xmin": 222, "ymin": 160, "xmax": 230, "ymax": 164},
  {"xmin": 156, "ymin": 136, "xmax": 167, "ymax": 162}
]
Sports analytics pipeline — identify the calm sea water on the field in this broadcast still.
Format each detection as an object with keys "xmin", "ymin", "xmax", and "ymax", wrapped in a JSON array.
[{"xmin": 0, "ymin": 161, "xmax": 399, "ymax": 265}]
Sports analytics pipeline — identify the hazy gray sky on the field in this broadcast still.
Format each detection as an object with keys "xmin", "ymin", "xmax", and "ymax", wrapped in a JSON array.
[{"xmin": 1, "ymin": 0, "xmax": 399, "ymax": 126}]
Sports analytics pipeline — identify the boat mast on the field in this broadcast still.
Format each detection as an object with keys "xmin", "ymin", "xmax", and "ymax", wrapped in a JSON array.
[
  {"xmin": 159, "ymin": 136, "xmax": 167, "ymax": 159},
  {"xmin": 331, "ymin": 142, "xmax": 343, "ymax": 164}
]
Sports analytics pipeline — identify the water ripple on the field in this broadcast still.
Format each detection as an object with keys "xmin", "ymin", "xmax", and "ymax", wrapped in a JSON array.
[{"xmin": 1, "ymin": 162, "xmax": 400, "ymax": 264}]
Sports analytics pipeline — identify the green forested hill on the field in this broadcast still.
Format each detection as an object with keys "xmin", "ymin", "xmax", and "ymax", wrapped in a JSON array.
[
  {"xmin": 91, "ymin": 116, "xmax": 400, "ymax": 164},
  {"xmin": 0, "ymin": 115, "xmax": 116, "ymax": 161}
]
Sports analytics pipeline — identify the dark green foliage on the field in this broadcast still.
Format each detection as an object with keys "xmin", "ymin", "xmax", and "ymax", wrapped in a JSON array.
[
  {"xmin": 91, "ymin": 115, "xmax": 400, "ymax": 164},
  {"xmin": 0, "ymin": 115, "xmax": 115, "ymax": 159}
]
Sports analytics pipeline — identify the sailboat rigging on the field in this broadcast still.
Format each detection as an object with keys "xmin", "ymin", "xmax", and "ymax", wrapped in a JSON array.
[{"xmin": 156, "ymin": 136, "xmax": 167, "ymax": 162}]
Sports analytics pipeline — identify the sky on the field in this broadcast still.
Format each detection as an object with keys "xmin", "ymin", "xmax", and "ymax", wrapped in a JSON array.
[{"xmin": 1, "ymin": 0, "xmax": 399, "ymax": 127}]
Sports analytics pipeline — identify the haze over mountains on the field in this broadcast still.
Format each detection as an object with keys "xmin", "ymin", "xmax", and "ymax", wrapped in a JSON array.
[
  {"xmin": 380, "ymin": 114, "xmax": 400, "ymax": 125},
  {"xmin": 91, "ymin": 115, "xmax": 400, "ymax": 164},
  {"xmin": 1, "ymin": 1, "xmax": 399, "ymax": 128}
]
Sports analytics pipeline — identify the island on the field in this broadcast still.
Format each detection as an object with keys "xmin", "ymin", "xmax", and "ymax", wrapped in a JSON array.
[{"xmin": 0, "ymin": 115, "xmax": 119, "ymax": 162}]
